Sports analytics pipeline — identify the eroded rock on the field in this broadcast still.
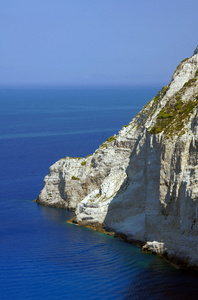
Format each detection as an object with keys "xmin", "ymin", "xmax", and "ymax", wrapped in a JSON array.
[{"xmin": 37, "ymin": 46, "xmax": 198, "ymax": 268}]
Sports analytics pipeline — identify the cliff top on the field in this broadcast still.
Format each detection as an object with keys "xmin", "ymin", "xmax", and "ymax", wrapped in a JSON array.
[{"xmin": 193, "ymin": 45, "xmax": 198, "ymax": 55}]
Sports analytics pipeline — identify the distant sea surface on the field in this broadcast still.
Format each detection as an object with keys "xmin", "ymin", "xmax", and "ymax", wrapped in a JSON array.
[{"xmin": 1, "ymin": 86, "xmax": 198, "ymax": 300}]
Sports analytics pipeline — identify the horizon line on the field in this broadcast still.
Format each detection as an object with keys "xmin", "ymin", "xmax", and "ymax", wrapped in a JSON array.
[{"xmin": 0, "ymin": 82, "xmax": 166, "ymax": 90}]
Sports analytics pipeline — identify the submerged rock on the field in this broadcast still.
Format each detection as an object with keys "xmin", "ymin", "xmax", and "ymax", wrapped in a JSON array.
[{"xmin": 37, "ymin": 46, "xmax": 198, "ymax": 268}]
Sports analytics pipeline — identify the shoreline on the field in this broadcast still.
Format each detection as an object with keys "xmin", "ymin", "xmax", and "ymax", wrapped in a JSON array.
[
  {"xmin": 67, "ymin": 215, "xmax": 198, "ymax": 271},
  {"xmin": 36, "ymin": 190, "xmax": 198, "ymax": 270}
]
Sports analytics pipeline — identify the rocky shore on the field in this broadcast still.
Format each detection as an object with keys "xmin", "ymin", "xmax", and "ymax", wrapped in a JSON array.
[{"xmin": 37, "ymin": 46, "xmax": 198, "ymax": 269}]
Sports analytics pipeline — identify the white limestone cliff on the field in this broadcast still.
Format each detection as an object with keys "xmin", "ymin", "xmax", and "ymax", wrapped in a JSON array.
[{"xmin": 37, "ymin": 46, "xmax": 198, "ymax": 268}]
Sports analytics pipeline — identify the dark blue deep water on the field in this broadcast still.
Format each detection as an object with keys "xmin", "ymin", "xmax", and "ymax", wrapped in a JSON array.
[{"xmin": 1, "ymin": 86, "xmax": 198, "ymax": 300}]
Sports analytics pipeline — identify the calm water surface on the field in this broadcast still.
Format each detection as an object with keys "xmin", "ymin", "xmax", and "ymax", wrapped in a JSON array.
[{"xmin": 1, "ymin": 87, "xmax": 198, "ymax": 300}]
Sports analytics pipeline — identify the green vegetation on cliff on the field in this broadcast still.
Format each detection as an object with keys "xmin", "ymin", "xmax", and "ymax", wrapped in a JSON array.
[
  {"xmin": 100, "ymin": 135, "xmax": 116, "ymax": 148},
  {"xmin": 71, "ymin": 176, "xmax": 80, "ymax": 180},
  {"xmin": 143, "ymin": 85, "xmax": 168, "ymax": 113},
  {"xmin": 149, "ymin": 74, "xmax": 198, "ymax": 137}
]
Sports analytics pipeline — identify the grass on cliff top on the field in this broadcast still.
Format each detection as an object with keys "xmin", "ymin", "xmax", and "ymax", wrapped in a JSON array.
[
  {"xmin": 100, "ymin": 135, "xmax": 116, "ymax": 148},
  {"xmin": 143, "ymin": 85, "xmax": 168, "ymax": 113},
  {"xmin": 106, "ymin": 135, "xmax": 116, "ymax": 142},
  {"xmin": 149, "ymin": 99, "xmax": 198, "ymax": 136},
  {"xmin": 172, "ymin": 57, "xmax": 190, "ymax": 78},
  {"xmin": 132, "ymin": 85, "xmax": 169, "ymax": 131},
  {"xmin": 149, "ymin": 74, "xmax": 198, "ymax": 137}
]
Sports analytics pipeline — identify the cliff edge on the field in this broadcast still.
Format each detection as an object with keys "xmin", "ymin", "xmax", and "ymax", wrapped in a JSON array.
[{"xmin": 37, "ymin": 46, "xmax": 198, "ymax": 268}]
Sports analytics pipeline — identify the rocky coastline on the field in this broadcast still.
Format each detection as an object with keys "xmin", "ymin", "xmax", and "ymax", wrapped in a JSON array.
[{"xmin": 37, "ymin": 46, "xmax": 198, "ymax": 269}]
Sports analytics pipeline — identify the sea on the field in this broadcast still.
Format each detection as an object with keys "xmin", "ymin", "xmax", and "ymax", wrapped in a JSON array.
[{"xmin": 1, "ymin": 86, "xmax": 198, "ymax": 300}]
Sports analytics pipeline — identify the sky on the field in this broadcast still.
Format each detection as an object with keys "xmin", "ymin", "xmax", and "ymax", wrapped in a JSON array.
[{"xmin": 1, "ymin": 0, "xmax": 198, "ymax": 87}]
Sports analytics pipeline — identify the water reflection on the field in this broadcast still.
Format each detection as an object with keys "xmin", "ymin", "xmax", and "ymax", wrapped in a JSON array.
[{"xmin": 37, "ymin": 203, "xmax": 75, "ymax": 223}]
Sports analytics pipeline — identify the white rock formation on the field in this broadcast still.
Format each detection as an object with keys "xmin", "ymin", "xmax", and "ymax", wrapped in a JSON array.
[
  {"xmin": 142, "ymin": 241, "xmax": 165, "ymax": 255},
  {"xmin": 37, "ymin": 48, "xmax": 198, "ymax": 268}
]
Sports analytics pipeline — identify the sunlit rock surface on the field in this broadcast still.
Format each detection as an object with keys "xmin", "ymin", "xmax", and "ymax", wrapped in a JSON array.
[{"xmin": 38, "ymin": 47, "xmax": 198, "ymax": 268}]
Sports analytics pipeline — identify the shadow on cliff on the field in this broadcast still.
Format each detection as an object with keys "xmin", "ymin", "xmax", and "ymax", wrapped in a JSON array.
[
  {"xmin": 161, "ymin": 135, "xmax": 198, "ymax": 231},
  {"xmin": 102, "ymin": 130, "xmax": 163, "ymax": 242}
]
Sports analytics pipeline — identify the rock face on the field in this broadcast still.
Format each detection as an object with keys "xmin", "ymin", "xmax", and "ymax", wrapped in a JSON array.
[
  {"xmin": 37, "ymin": 47, "xmax": 198, "ymax": 268},
  {"xmin": 194, "ymin": 45, "xmax": 198, "ymax": 55}
]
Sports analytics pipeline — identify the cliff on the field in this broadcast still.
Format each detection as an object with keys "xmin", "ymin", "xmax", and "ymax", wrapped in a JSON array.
[{"xmin": 37, "ymin": 46, "xmax": 198, "ymax": 268}]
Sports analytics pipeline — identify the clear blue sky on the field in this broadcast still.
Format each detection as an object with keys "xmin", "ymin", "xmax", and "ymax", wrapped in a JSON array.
[{"xmin": 1, "ymin": 0, "xmax": 198, "ymax": 87}]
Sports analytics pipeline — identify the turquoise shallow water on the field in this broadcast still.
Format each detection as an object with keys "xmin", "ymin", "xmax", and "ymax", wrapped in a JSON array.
[{"xmin": 1, "ymin": 87, "xmax": 198, "ymax": 299}]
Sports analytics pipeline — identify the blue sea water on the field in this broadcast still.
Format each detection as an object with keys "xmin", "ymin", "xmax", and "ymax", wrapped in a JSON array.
[{"xmin": 1, "ymin": 86, "xmax": 198, "ymax": 300}]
